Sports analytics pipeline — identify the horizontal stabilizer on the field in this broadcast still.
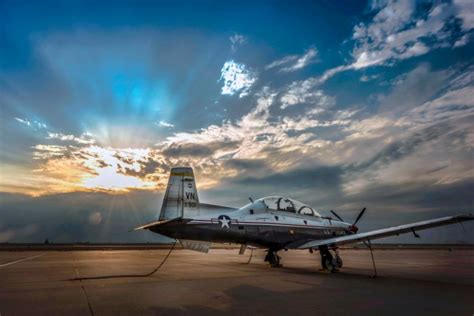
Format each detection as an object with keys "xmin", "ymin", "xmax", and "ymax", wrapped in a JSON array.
[{"xmin": 133, "ymin": 217, "xmax": 181, "ymax": 231}]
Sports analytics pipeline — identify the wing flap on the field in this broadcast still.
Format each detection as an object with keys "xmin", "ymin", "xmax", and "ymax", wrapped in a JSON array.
[
  {"xmin": 298, "ymin": 213, "xmax": 473, "ymax": 249},
  {"xmin": 179, "ymin": 239, "xmax": 211, "ymax": 253}
]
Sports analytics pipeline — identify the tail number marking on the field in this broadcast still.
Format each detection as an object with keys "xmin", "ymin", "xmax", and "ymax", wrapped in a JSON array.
[{"xmin": 185, "ymin": 192, "xmax": 196, "ymax": 200}]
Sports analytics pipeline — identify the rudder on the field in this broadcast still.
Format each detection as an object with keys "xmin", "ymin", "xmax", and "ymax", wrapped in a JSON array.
[{"xmin": 159, "ymin": 167, "xmax": 200, "ymax": 220}]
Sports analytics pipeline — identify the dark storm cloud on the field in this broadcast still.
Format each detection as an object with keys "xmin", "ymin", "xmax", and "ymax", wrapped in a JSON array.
[
  {"xmin": 161, "ymin": 141, "xmax": 239, "ymax": 158},
  {"xmin": 332, "ymin": 179, "xmax": 474, "ymax": 243},
  {"xmin": 355, "ymin": 121, "xmax": 452, "ymax": 171},
  {"xmin": 0, "ymin": 191, "xmax": 168, "ymax": 243},
  {"xmin": 222, "ymin": 159, "xmax": 267, "ymax": 172},
  {"xmin": 162, "ymin": 144, "xmax": 213, "ymax": 157},
  {"xmin": 236, "ymin": 166, "xmax": 343, "ymax": 190},
  {"xmin": 340, "ymin": 180, "xmax": 474, "ymax": 212}
]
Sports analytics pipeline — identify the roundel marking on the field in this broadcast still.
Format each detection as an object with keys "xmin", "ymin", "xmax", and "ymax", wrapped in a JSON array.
[{"xmin": 217, "ymin": 215, "xmax": 231, "ymax": 229}]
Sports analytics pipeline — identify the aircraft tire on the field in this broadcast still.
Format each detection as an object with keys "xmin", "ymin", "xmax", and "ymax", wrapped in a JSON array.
[
  {"xmin": 269, "ymin": 252, "xmax": 282, "ymax": 268},
  {"xmin": 324, "ymin": 258, "xmax": 337, "ymax": 273}
]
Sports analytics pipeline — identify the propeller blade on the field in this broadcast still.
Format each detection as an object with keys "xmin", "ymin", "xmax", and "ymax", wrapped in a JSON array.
[
  {"xmin": 330, "ymin": 210, "xmax": 344, "ymax": 222},
  {"xmin": 353, "ymin": 207, "xmax": 366, "ymax": 226}
]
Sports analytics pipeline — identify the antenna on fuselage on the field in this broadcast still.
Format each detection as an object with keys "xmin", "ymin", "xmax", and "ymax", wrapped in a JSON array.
[{"xmin": 249, "ymin": 197, "xmax": 254, "ymax": 203}]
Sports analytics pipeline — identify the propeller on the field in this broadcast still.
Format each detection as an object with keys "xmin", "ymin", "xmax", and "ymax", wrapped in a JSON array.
[
  {"xmin": 330, "ymin": 210, "xmax": 344, "ymax": 222},
  {"xmin": 350, "ymin": 207, "xmax": 366, "ymax": 233},
  {"xmin": 330, "ymin": 207, "xmax": 367, "ymax": 233},
  {"xmin": 353, "ymin": 207, "xmax": 366, "ymax": 226}
]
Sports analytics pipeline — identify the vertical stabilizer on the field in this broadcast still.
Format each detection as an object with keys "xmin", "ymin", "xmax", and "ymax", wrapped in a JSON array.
[{"xmin": 159, "ymin": 167, "xmax": 200, "ymax": 220}]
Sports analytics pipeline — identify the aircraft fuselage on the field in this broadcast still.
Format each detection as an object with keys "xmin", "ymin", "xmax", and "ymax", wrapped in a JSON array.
[{"xmin": 150, "ymin": 204, "xmax": 352, "ymax": 249}]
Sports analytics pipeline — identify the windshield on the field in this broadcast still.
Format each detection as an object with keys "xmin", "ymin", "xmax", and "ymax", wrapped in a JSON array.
[{"xmin": 257, "ymin": 196, "xmax": 321, "ymax": 217}]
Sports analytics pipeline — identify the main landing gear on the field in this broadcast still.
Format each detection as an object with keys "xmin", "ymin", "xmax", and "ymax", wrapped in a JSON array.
[
  {"xmin": 319, "ymin": 246, "xmax": 342, "ymax": 273},
  {"xmin": 265, "ymin": 249, "xmax": 282, "ymax": 267}
]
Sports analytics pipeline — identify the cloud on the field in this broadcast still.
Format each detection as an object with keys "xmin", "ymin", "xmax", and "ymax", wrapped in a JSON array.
[
  {"xmin": 219, "ymin": 60, "xmax": 257, "ymax": 98},
  {"xmin": 339, "ymin": 65, "xmax": 474, "ymax": 196},
  {"xmin": 454, "ymin": 34, "xmax": 470, "ymax": 47},
  {"xmin": 360, "ymin": 74, "xmax": 380, "ymax": 82},
  {"xmin": 5, "ymin": 61, "xmax": 472, "ymax": 211},
  {"xmin": 280, "ymin": 78, "xmax": 335, "ymax": 109},
  {"xmin": 14, "ymin": 117, "xmax": 47, "ymax": 129},
  {"xmin": 266, "ymin": 47, "xmax": 318, "ymax": 72},
  {"xmin": 453, "ymin": 0, "xmax": 474, "ymax": 31},
  {"xmin": 22, "ymin": 65, "xmax": 462, "ymax": 201},
  {"xmin": 26, "ymin": 144, "xmax": 161, "ymax": 194},
  {"xmin": 342, "ymin": 117, "xmax": 474, "ymax": 198},
  {"xmin": 117, "ymin": 157, "xmax": 164, "ymax": 179},
  {"xmin": 411, "ymin": 86, "xmax": 474, "ymax": 123},
  {"xmin": 265, "ymin": 55, "xmax": 299, "ymax": 71},
  {"xmin": 353, "ymin": 122, "xmax": 455, "ymax": 171},
  {"xmin": 162, "ymin": 86, "xmax": 350, "ymax": 187},
  {"xmin": 377, "ymin": 63, "xmax": 452, "ymax": 115},
  {"xmin": 14, "ymin": 117, "xmax": 31, "ymax": 126},
  {"xmin": 156, "ymin": 120, "xmax": 174, "ymax": 128},
  {"xmin": 313, "ymin": 0, "xmax": 474, "ymax": 84},
  {"xmin": 46, "ymin": 132, "xmax": 95, "ymax": 145},
  {"xmin": 229, "ymin": 33, "xmax": 247, "ymax": 52},
  {"xmin": 351, "ymin": 1, "xmax": 470, "ymax": 69},
  {"xmin": 33, "ymin": 144, "xmax": 69, "ymax": 159}
]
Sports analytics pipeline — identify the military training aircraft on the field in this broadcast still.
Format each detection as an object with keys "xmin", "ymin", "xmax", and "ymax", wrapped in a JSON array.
[{"xmin": 136, "ymin": 167, "xmax": 473, "ymax": 272}]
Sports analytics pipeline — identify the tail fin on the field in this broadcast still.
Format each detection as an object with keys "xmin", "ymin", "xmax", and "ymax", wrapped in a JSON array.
[{"xmin": 159, "ymin": 167, "xmax": 200, "ymax": 220}]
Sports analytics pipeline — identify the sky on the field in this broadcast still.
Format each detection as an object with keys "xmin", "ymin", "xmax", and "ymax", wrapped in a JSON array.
[{"xmin": 0, "ymin": 0, "xmax": 473, "ymax": 243}]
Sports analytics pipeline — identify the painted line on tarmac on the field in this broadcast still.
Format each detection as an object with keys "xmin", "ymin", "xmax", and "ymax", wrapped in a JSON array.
[{"xmin": 0, "ymin": 253, "xmax": 46, "ymax": 268}]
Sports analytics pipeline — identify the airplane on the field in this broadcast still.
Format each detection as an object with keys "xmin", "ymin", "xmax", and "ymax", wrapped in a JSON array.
[{"xmin": 135, "ymin": 167, "xmax": 473, "ymax": 272}]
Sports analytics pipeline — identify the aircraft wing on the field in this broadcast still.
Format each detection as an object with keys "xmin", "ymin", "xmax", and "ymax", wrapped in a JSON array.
[{"xmin": 298, "ymin": 213, "xmax": 473, "ymax": 249}]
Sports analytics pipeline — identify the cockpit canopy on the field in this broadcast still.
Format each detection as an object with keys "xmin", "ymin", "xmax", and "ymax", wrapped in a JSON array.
[{"xmin": 257, "ymin": 196, "xmax": 321, "ymax": 217}]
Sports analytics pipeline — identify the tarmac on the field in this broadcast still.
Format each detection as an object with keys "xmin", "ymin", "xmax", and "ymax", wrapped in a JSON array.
[{"xmin": 0, "ymin": 248, "xmax": 473, "ymax": 315}]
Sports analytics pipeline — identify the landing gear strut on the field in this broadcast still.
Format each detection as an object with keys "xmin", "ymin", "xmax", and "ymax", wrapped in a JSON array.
[
  {"xmin": 334, "ymin": 249, "xmax": 343, "ymax": 268},
  {"xmin": 319, "ymin": 246, "xmax": 342, "ymax": 272},
  {"xmin": 265, "ymin": 249, "xmax": 282, "ymax": 267}
]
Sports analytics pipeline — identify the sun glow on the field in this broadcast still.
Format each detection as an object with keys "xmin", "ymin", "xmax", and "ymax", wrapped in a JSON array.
[
  {"xmin": 82, "ymin": 166, "xmax": 152, "ymax": 191},
  {"xmin": 12, "ymin": 143, "xmax": 167, "ymax": 195},
  {"xmin": 79, "ymin": 146, "xmax": 157, "ymax": 191}
]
